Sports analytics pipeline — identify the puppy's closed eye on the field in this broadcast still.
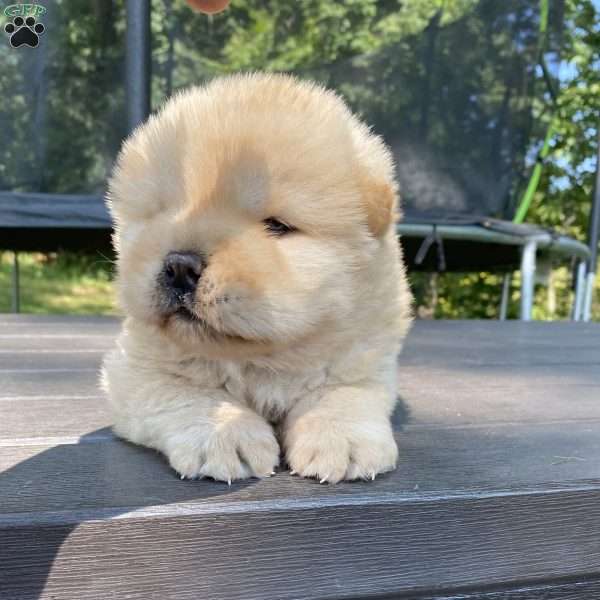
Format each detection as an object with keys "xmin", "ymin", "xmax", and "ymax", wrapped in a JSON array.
[{"xmin": 263, "ymin": 217, "xmax": 297, "ymax": 236}]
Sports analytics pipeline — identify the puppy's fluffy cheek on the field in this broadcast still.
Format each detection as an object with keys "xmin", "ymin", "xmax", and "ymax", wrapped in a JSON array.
[
  {"xmin": 117, "ymin": 257, "xmax": 163, "ymax": 321},
  {"xmin": 115, "ymin": 225, "xmax": 171, "ymax": 321},
  {"xmin": 212, "ymin": 240, "xmax": 358, "ymax": 341},
  {"xmin": 215, "ymin": 292, "xmax": 314, "ymax": 341},
  {"xmin": 277, "ymin": 238, "xmax": 357, "ymax": 312}
]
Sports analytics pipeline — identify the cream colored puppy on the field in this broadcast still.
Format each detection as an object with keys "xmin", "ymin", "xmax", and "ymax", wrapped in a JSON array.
[{"xmin": 102, "ymin": 73, "xmax": 412, "ymax": 484}]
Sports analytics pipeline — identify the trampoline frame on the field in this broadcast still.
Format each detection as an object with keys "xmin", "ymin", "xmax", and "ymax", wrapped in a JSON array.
[{"xmin": 398, "ymin": 223, "xmax": 591, "ymax": 321}]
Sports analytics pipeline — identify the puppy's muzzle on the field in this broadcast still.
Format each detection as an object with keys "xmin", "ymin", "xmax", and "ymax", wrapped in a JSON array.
[{"xmin": 162, "ymin": 251, "xmax": 204, "ymax": 298}]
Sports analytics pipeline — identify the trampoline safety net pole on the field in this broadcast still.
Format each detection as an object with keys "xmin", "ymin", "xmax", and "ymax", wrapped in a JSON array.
[
  {"xmin": 514, "ymin": 121, "xmax": 555, "ymax": 224},
  {"xmin": 125, "ymin": 0, "xmax": 151, "ymax": 133},
  {"xmin": 513, "ymin": 0, "xmax": 553, "ymax": 225},
  {"xmin": 583, "ymin": 125, "xmax": 600, "ymax": 321}
]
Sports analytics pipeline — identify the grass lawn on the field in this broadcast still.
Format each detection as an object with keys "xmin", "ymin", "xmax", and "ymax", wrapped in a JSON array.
[
  {"xmin": 0, "ymin": 252, "xmax": 117, "ymax": 315},
  {"xmin": 0, "ymin": 251, "xmax": 597, "ymax": 319}
]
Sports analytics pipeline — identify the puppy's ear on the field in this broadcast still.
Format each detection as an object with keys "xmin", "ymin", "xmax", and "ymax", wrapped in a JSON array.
[
  {"xmin": 361, "ymin": 178, "xmax": 399, "ymax": 238},
  {"xmin": 352, "ymin": 123, "xmax": 400, "ymax": 238}
]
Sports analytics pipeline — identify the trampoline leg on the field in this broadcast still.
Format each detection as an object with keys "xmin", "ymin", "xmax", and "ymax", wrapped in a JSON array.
[
  {"xmin": 520, "ymin": 241, "xmax": 537, "ymax": 321},
  {"xmin": 572, "ymin": 260, "xmax": 587, "ymax": 321},
  {"xmin": 499, "ymin": 273, "xmax": 511, "ymax": 320},
  {"xmin": 11, "ymin": 251, "xmax": 20, "ymax": 314},
  {"xmin": 582, "ymin": 271, "xmax": 596, "ymax": 322}
]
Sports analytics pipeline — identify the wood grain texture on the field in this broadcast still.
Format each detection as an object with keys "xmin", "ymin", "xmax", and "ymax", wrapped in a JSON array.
[
  {"xmin": 421, "ymin": 579, "xmax": 600, "ymax": 599},
  {"xmin": 3, "ymin": 490, "xmax": 600, "ymax": 599},
  {"xmin": 1, "ymin": 318, "xmax": 600, "ymax": 599},
  {"xmin": 2, "ymin": 421, "xmax": 600, "ymax": 514}
]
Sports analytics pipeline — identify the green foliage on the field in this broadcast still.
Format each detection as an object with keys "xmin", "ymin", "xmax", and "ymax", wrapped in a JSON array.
[
  {"xmin": 410, "ymin": 267, "xmax": 599, "ymax": 320},
  {"xmin": 0, "ymin": 252, "xmax": 115, "ymax": 314},
  {"xmin": 425, "ymin": 0, "xmax": 600, "ymax": 322},
  {"xmin": 528, "ymin": 0, "xmax": 600, "ymax": 241}
]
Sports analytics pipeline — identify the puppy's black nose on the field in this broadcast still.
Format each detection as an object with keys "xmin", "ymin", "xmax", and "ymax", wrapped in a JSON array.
[{"xmin": 163, "ymin": 252, "xmax": 204, "ymax": 295}]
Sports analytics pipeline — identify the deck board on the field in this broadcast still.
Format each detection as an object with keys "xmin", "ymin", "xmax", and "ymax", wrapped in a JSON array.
[{"xmin": 1, "ymin": 317, "xmax": 600, "ymax": 599}]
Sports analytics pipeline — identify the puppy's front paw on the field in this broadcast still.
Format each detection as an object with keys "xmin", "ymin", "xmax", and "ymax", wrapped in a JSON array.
[
  {"xmin": 166, "ymin": 411, "xmax": 279, "ymax": 483},
  {"xmin": 284, "ymin": 417, "xmax": 398, "ymax": 484}
]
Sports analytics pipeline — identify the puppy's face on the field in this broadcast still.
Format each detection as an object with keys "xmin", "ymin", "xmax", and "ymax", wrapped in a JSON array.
[{"xmin": 108, "ymin": 75, "xmax": 397, "ymax": 358}]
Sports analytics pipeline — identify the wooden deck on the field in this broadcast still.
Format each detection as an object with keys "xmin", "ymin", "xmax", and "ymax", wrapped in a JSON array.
[{"xmin": 1, "ymin": 316, "xmax": 600, "ymax": 600}]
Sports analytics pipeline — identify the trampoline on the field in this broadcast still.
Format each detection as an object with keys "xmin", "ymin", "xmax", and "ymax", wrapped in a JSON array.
[{"xmin": 1, "ymin": 0, "xmax": 598, "ymax": 320}]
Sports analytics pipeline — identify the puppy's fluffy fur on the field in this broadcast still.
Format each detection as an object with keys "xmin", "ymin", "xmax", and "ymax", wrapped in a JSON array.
[{"xmin": 102, "ymin": 73, "xmax": 412, "ymax": 483}]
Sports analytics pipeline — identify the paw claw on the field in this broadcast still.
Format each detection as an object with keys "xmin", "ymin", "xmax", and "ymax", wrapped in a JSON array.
[
  {"xmin": 285, "ymin": 419, "xmax": 398, "ymax": 483},
  {"xmin": 166, "ymin": 413, "xmax": 279, "ymax": 482}
]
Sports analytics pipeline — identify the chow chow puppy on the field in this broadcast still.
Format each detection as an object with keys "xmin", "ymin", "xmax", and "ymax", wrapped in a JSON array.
[{"xmin": 102, "ymin": 73, "xmax": 412, "ymax": 484}]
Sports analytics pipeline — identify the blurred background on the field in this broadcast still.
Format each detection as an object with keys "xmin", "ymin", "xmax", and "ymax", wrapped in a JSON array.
[{"xmin": 0, "ymin": 0, "xmax": 598, "ymax": 319}]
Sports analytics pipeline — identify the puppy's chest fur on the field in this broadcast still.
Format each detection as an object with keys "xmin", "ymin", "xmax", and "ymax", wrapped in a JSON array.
[{"xmin": 175, "ymin": 357, "xmax": 327, "ymax": 422}]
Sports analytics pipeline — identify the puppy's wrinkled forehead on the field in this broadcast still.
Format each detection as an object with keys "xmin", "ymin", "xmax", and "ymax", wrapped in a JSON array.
[
  {"xmin": 183, "ymin": 118, "xmax": 357, "ymax": 219},
  {"xmin": 109, "ymin": 74, "xmax": 398, "ymax": 239},
  {"xmin": 117, "ymin": 80, "xmax": 355, "ymax": 212}
]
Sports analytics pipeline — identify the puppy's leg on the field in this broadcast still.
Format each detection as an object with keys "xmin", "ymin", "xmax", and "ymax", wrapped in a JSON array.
[
  {"xmin": 283, "ymin": 383, "xmax": 398, "ymax": 483},
  {"xmin": 102, "ymin": 359, "xmax": 279, "ymax": 482}
]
